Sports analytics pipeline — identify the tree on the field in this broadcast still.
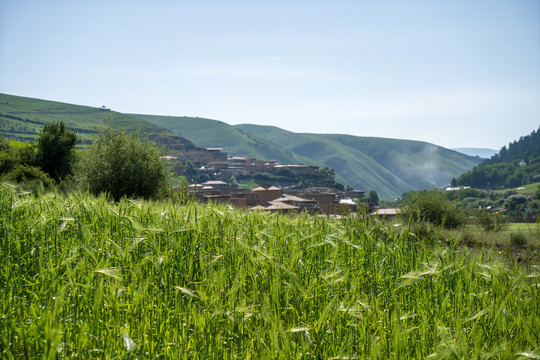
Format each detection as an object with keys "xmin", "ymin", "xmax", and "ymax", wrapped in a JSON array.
[
  {"xmin": 400, "ymin": 190, "xmax": 466, "ymax": 229},
  {"xmin": 368, "ymin": 189, "xmax": 379, "ymax": 205},
  {"xmin": 37, "ymin": 121, "xmax": 77, "ymax": 180},
  {"xmin": 77, "ymin": 128, "xmax": 170, "ymax": 201}
]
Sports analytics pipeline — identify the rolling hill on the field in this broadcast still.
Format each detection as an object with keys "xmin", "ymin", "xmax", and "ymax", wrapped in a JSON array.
[
  {"xmin": 131, "ymin": 114, "xmax": 483, "ymax": 199},
  {"xmin": 131, "ymin": 114, "xmax": 319, "ymax": 167},
  {"xmin": 0, "ymin": 93, "xmax": 200, "ymax": 151}
]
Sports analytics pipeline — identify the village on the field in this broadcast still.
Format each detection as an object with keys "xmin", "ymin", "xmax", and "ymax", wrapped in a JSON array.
[{"xmin": 167, "ymin": 147, "xmax": 395, "ymax": 217}]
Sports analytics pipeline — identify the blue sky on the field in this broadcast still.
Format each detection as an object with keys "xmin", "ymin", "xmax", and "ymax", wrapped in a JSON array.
[{"xmin": 1, "ymin": 0, "xmax": 539, "ymax": 149}]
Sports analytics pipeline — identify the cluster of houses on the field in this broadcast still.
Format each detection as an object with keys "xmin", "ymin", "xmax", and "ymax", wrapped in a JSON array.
[
  {"xmin": 167, "ymin": 147, "xmax": 398, "ymax": 218},
  {"xmin": 183, "ymin": 181, "xmax": 367, "ymax": 215},
  {"xmin": 172, "ymin": 147, "xmax": 318, "ymax": 180}
]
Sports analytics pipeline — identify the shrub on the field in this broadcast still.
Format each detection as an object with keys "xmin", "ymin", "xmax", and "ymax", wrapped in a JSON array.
[
  {"xmin": 77, "ymin": 128, "xmax": 170, "ymax": 201},
  {"xmin": 510, "ymin": 232, "xmax": 527, "ymax": 247},
  {"xmin": 474, "ymin": 210, "xmax": 508, "ymax": 232},
  {"xmin": 3, "ymin": 164, "xmax": 52, "ymax": 189},
  {"xmin": 400, "ymin": 190, "xmax": 466, "ymax": 229}
]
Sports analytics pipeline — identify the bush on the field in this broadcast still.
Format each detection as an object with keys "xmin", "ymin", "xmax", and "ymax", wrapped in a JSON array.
[
  {"xmin": 0, "ymin": 140, "xmax": 37, "ymax": 176},
  {"xmin": 3, "ymin": 164, "xmax": 53, "ymax": 189},
  {"xmin": 400, "ymin": 190, "xmax": 466, "ymax": 229},
  {"xmin": 77, "ymin": 128, "xmax": 170, "ymax": 201},
  {"xmin": 474, "ymin": 210, "xmax": 508, "ymax": 232},
  {"xmin": 510, "ymin": 232, "xmax": 527, "ymax": 247}
]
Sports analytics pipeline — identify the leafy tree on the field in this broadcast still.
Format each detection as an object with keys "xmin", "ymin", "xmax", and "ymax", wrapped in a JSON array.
[
  {"xmin": 504, "ymin": 194, "xmax": 528, "ymax": 213},
  {"xmin": 400, "ymin": 190, "xmax": 466, "ymax": 229},
  {"xmin": 534, "ymin": 185, "xmax": 540, "ymax": 200},
  {"xmin": 0, "ymin": 134, "xmax": 9, "ymax": 152},
  {"xmin": 177, "ymin": 160, "xmax": 199, "ymax": 183},
  {"xmin": 77, "ymin": 128, "xmax": 170, "ymax": 201},
  {"xmin": 474, "ymin": 210, "xmax": 508, "ymax": 232},
  {"xmin": 367, "ymin": 189, "xmax": 379, "ymax": 205},
  {"xmin": 37, "ymin": 121, "xmax": 77, "ymax": 180},
  {"xmin": 0, "ymin": 138, "xmax": 37, "ymax": 176}
]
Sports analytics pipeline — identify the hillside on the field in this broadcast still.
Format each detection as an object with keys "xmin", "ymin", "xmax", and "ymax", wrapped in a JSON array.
[
  {"xmin": 132, "ymin": 114, "xmax": 482, "ymax": 199},
  {"xmin": 131, "ymin": 114, "xmax": 320, "ymax": 167},
  {"xmin": 238, "ymin": 125, "xmax": 481, "ymax": 199},
  {"xmin": 457, "ymin": 127, "xmax": 540, "ymax": 188},
  {"xmin": 0, "ymin": 93, "xmax": 200, "ymax": 151}
]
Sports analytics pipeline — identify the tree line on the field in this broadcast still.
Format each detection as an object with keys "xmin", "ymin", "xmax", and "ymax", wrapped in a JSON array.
[
  {"xmin": 0, "ymin": 122, "xmax": 169, "ymax": 201},
  {"xmin": 457, "ymin": 127, "xmax": 540, "ymax": 189}
]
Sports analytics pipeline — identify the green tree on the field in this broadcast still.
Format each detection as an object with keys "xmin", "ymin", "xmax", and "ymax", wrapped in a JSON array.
[
  {"xmin": 368, "ymin": 189, "xmax": 379, "ymax": 205},
  {"xmin": 77, "ymin": 128, "xmax": 170, "ymax": 201},
  {"xmin": 37, "ymin": 121, "xmax": 77, "ymax": 180},
  {"xmin": 0, "ymin": 134, "xmax": 9, "ymax": 152},
  {"xmin": 400, "ymin": 190, "xmax": 466, "ymax": 229}
]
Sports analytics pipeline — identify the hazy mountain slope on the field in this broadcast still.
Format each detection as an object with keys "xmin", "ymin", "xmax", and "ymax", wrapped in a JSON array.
[
  {"xmin": 0, "ymin": 93, "xmax": 199, "ymax": 151},
  {"xmin": 131, "ymin": 114, "xmax": 319, "ymax": 166},
  {"xmin": 237, "ymin": 124, "xmax": 482, "ymax": 198},
  {"xmin": 321, "ymin": 134, "xmax": 481, "ymax": 189}
]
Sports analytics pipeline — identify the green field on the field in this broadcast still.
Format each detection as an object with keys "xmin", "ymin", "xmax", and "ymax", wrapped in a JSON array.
[
  {"xmin": 508, "ymin": 222, "xmax": 540, "ymax": 233},
  {"xmin": 1, "ymin": 183, "xmax": 539, "ymax": 358}
]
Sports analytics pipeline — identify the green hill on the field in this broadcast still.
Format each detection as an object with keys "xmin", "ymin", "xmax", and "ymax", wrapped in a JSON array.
[
  {"xmin": 457, "ymin": 127, "xmax": 540, "ymax": 189},
  {"xmin": 131, "ymin": 114, "xmax": 319, "ymax": 166},
  {"xmin": 131, "ymin": 114, "xmax": 482, "ymax": 199},
  {"xmin": 237, "ymin": 125, "xmax": 481, "ymax": 199},
  {"xmin": 0, "ymin": 93, "xmax": 200, "ymax": 151}
]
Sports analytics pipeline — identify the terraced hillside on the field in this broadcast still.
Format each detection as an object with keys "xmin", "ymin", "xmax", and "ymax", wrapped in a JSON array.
[{"xmin": 0, "ymin": 93, "xmax": 200, "ymax": 151}]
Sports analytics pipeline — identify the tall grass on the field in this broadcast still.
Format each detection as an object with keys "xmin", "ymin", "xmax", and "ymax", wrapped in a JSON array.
[{"xmin": 1, "ymin": 183, "xmax": 539, "ymax": 358}]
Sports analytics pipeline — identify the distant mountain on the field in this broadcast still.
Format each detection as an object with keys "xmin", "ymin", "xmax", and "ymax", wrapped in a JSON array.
[
  {"xmin": 0, "ymin": 93, "xmax": 201, "ymax": 152},
  {"xmin": 132, "ymin": 114, "xmax": 482, "ymax": 199},
  {"xmin": 452, "ymin": 148, "xmax": 497, "ymax": 159}
]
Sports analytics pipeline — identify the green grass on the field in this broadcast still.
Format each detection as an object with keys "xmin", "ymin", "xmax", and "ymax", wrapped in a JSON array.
[
  {"xmin": 508, "ymin": 222, "xmax": 540, "ymax": 232},
  {"xmin": 516, "ymin": 182, "xmax": 540, "ymax": 194},
  {"xmin": 1, "ymin": 183, "xmax": 539, "ymax": 358}
]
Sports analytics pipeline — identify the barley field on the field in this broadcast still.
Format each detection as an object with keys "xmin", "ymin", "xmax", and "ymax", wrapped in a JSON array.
[{"xmin": 1, "ymin": 184, "xmax": 539, "ymax": 359}]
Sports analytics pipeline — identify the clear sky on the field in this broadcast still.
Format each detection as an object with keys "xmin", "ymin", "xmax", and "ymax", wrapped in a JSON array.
[{"xmin": 1, "ymin": 0, "xmax": 539, "ymax": 150}]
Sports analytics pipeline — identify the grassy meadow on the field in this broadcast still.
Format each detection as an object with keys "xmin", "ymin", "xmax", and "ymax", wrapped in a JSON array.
[{"xmin": 1, "ymin": 183, "xmax": 539, "ymax": 359}]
